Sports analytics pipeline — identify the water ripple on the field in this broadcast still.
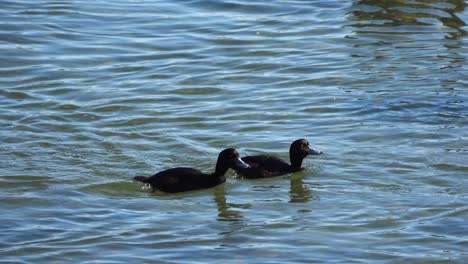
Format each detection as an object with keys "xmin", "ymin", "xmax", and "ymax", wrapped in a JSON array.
[{"xmin": 1, "ymin": 0, "xmax": 467, "ymax": 263}]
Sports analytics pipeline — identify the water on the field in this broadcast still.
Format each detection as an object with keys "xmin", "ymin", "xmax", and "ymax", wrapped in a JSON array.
[{"xmin": 1, "ymin": 0, "xmax": 467, "ymax": 263}]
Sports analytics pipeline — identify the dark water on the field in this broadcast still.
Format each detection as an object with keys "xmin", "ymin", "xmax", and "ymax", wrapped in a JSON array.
[{"xmin": 1, "ymin": 0, "xmax": 468, "ymax": 263}]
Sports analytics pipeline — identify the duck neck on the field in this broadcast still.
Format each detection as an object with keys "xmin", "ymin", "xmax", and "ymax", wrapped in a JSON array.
[
  {"xmin": 213, "ymin": 162, "xmax": 229, "ymax": 178},
  {"xmin": 289, "ymin": 152, "xmax": 305, "ymax": 172}
]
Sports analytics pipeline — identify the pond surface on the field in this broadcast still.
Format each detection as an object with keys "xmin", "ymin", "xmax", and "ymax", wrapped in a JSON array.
[{"xmin": 1, "ymin": 0, "xmax": 467, "ymax": 263}]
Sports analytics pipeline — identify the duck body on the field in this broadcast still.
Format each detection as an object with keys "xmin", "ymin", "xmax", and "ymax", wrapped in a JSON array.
[
  {"xmin": 134, "ymin": 148, "xmax": 249, "ymax": 193},
  {"xmin": 238, "ymin": 139, "xmax": 322, "ymax": 179},
  {"xmin": 240, "ymin": 155, "xmax": 292, "ymax": 177},
  {"xmin": 134, "ymin": 167, "xmax": 225, "ymax": 193}
]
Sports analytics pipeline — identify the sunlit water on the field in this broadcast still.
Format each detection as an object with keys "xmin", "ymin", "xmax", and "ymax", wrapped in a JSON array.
[{"xmin": 1, "ymin": 0, "xmax": 468, "ymax": 263}]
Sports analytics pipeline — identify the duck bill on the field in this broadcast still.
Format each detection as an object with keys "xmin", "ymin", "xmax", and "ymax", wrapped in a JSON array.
[
  {"xmin": 235, "ymin": 158, "xmax": 250, "ymax": 169},
  {"xmin": 308, "ymin": 147, "xmax": 322, "ymax": 155}
]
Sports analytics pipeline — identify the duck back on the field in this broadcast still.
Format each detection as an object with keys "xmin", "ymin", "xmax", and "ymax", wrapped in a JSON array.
[
  {"xmin": 242, "ymin": 155, "xmax": 292, "ymax": 175},
  {"xmin": 134, "ymin": 167, "xmax": 224, "ymax": 193}
]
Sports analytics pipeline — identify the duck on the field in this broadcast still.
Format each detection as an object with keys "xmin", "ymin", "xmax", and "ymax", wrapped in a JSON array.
[
  {"xmin": 133, "ymin": 148, "xmax": 249, "ymax": 193},
  {"xmin": 236, "ymin": 139, "xmax": 322, "ymax": 178}
]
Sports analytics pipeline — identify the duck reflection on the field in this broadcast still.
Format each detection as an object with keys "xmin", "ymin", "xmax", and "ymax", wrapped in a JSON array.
[
  {"xmin": 213, "ymin": 184, "xmax": 245, "ymax": 222},
  {"xmin": 289, "ymin": 172, "xmax": 319, "ymax": 203},
  {"xmin": 350, "ymin": 0, "xmax": 466, "ymax": 38},
  {"xmin": 213, "ymin": 173, "xmax": 319, "ymax": 221}
]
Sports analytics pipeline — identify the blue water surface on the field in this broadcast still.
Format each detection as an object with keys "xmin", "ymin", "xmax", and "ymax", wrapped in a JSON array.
[{"xmin": 1, "ymin": 0, "xmax": 468, "ymax": 263}]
